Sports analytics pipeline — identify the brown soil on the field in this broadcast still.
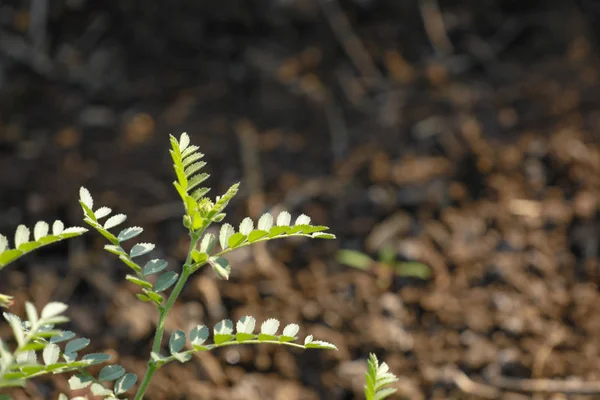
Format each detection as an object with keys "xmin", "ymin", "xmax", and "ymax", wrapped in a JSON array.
[{"xmin": 3, "ymin": 1, "xmax": 600, "ymax": 399}]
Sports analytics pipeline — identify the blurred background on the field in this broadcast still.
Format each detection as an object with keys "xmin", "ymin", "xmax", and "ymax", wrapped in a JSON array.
[{"xmin": 2, "ymin": 0, "xmax": 600, "ymax": 399}]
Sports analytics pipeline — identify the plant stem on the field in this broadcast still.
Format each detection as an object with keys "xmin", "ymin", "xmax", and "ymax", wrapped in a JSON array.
[{"xmin": 134, "ymin": 234, "xmax": 201, "ymax": 400}]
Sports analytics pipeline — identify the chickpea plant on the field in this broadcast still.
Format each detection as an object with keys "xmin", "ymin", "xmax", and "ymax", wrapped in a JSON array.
[{"xmin": 0, "ymin": 133, "xmax": 398, "ymax": 399}]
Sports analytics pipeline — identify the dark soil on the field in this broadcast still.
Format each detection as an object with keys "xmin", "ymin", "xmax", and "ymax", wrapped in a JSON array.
[{"xmin": 3, "ymin": 0, "xmax": 600, "ymax": 399}]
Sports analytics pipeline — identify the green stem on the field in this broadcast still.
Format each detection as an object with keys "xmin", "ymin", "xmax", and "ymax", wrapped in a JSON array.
[{"xmin": 134, "ymin": 233, "xmax": 201, "ymax": 400}]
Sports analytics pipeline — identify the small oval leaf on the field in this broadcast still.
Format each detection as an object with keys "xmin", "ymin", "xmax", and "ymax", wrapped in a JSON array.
[
  {"xmin": 258, "ymin": 213, "xmax": 273, "ymax": 231},
  {"xmin": 239, "ymin": 217, "xmax": 254, "ymax": 236},
  {"xmin": 99, "ymin": 364, "xmax": 126, "ymax": 381},
  {"xmin": 94, "ymin": 207, "xmax": 112, "ymax": 219},
  {"xmin": 236, "ymin": 316, "xmax": 256, "ymax": 334},
  {"xmin": 14, "ymin": 225, "xmax": 30, "ymax": 248},
  {"xmin": 68, "ymin": 374, "xmax": 93, "ymax": 390},
  {"xmin": 130, "ymin": 242, "xmax": 155, "ymax": 258},
  {"xmin": 118, "ymin": 227, "xmax": 144, "ymax": 242},
  {"xmin": 169, "ymin": 330, "xmax": 186, "ymax": 354},
  {"xmin": 260, "ymin": 318, "xmax": 280, "ymax": 336},
  {"xmin": 52, "ymin": 220, "xmax": 65, "ymax": 235},
  {"xmin": 154, "ymin": 271, "xmax": 178, "ymax": 292},
  {"xmin": 295, "ymin": 214, "xmax": 311, "ymax": 226},
  {"xmin": 104, "ymin": 214, "xmax": 127, "ymax": 230},
  {"xmin": 282, "ymin": 323, "xmax": 299, "ymax": 337},
  {"xmin": 143, "ymin": 259, "xmax": 168, "ymax": 275},
  {"xmin": 33, "ymin": 221, "xmax": 49, "ymax": 241},
  {"xmin": 79, "ymin": 187, "xmax": 94, "ymax": 209},
  {"xmin": 190, "ymin": 325, "xmax": 209, "ymax": 346},
  {"xmin": 276, "ymin": 211, "xmax": 291, "ymax": 226},
  {"xmin": 199, "ymin": 233, "xmax": 216, "ymax": 253},
  {"xmin": 219, "ymin": 224, "xmax": 234, "ymax": 250},
  {"xmin": 41, "ymin": 302, "xmax": 68, "ymax": 319},
  {"xmin": 65, "ymin": 338, "xmax": 91, "ymax": 354}
]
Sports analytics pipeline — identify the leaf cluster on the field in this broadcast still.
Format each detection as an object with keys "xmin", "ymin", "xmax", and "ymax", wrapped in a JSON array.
[{"xmin": 79, "ymin": 187, "xmax": 176, "ymax": 306}]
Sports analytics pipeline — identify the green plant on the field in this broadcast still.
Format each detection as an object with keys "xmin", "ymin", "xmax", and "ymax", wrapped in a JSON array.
[
  {"xmin": 0, "ymin": 133, "xmax": 338, "ymax": 399},
  {"xmin": 1, "ymin": 133, "xmax": 401, "ymax": 399}
]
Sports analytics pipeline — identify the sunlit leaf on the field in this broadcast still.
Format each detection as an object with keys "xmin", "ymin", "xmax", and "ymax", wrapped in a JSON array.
[
  {"xmin": 104, "ymin": 214, "xmax": 127, "ymax": 230},
  {"xmin": 68, "ymin": 374, "xmax": 93, "ymax": 390},
  {"xmin": 41, "ymin": 302, "xmax": 68, "ymax": 319},
  {"xmin": 52, "ymin": 220, "xmax": 65, "ymax": 235},
  {"xmin": 276, "ymin": 211, "xmax": 291, "ymax": 226},
  {"xmin": 43, "ymin": 343, "xmax": 60, "ymax": 365},
  {"xmin": 258, "ymin": 213, "xmax": 273, "ymax": 231},
  {"xmin": 33, "ymin": 221, "xmax": 49, "ymax": 241},
  {"xmin": 219, "ymin": 224, "xmax": 234, "ymax": 250},
  {"xmin": 239, "ymin": 218, "xmax": 254, "ymax": 236},
  {"xmin": 94, "ymin": 207, "xmax": 112, "ymax": 219},
  {"xmin": 14, "ymin": 225, "xmax": 30, "ymax": 248},
  {"xmin": 79, "ymin": 187, "xmax": 94, "ymax": 210}
]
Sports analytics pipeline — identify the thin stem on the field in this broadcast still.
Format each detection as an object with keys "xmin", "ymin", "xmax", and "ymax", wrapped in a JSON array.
[{"xmin": 134, "ymin": 233, "xmax": 201, "ymax": 400}]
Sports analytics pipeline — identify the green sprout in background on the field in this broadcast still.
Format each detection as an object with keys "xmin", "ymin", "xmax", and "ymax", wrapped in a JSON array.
[{"xmin": 337, "ymin": 245, "xmax": 431, "ymax": 288}]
